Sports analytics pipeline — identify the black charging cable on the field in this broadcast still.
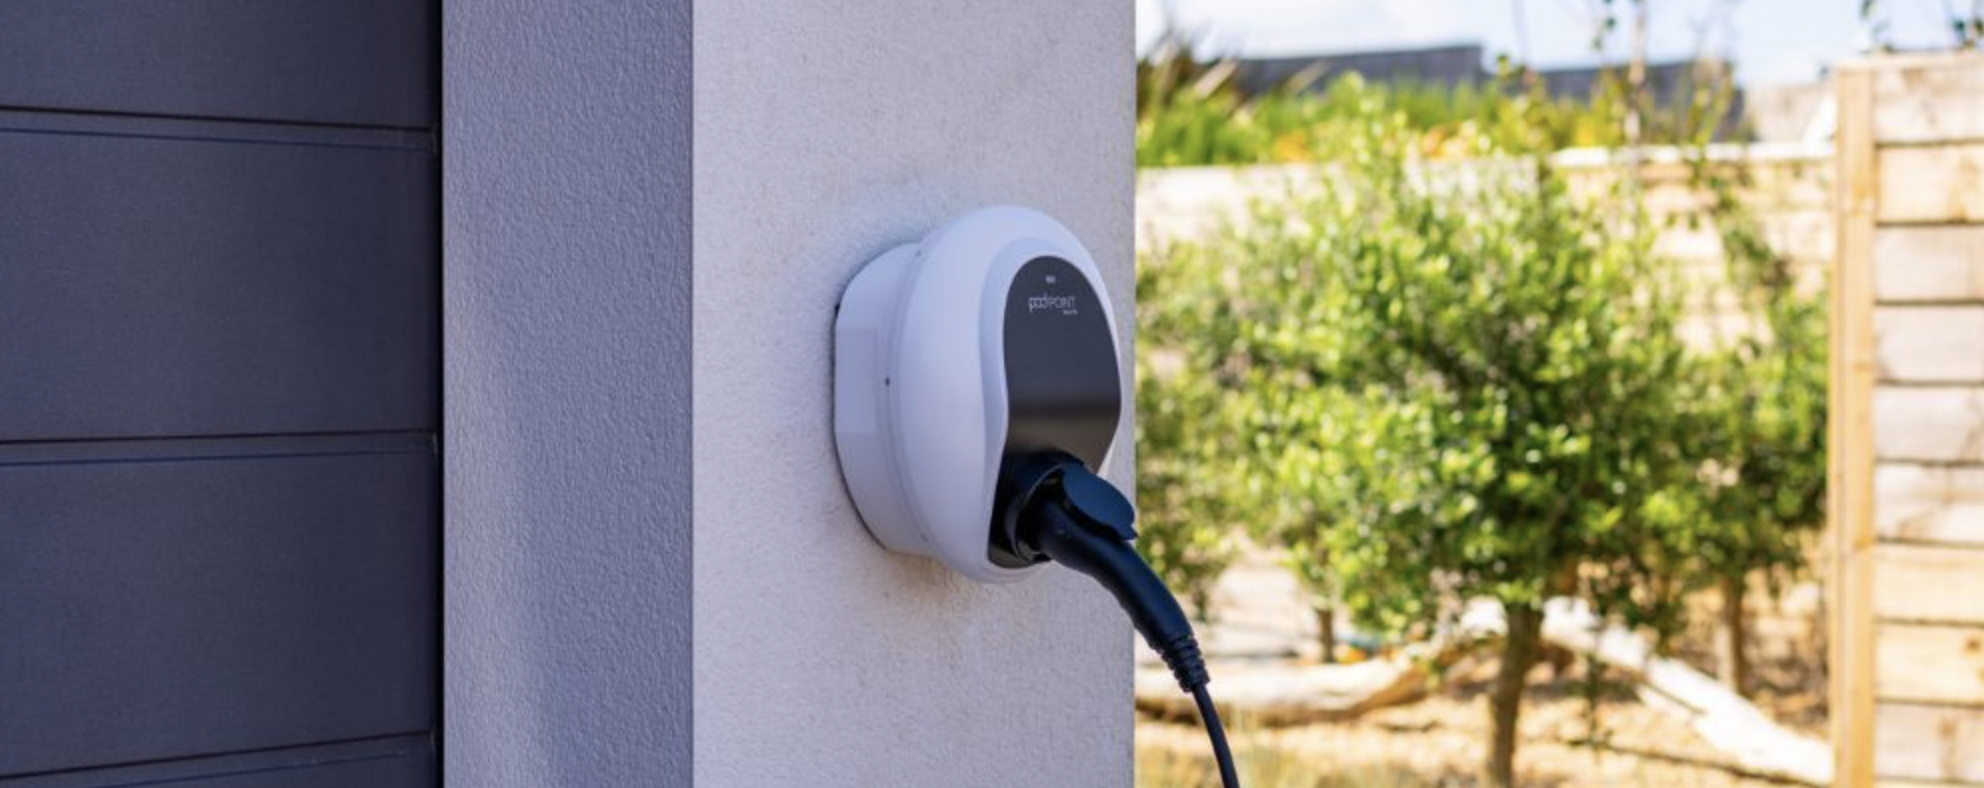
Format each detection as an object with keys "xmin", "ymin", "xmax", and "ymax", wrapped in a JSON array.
[{"xmin": 996, "ymin": 453, "xmax": 1241, "ymax": 788}]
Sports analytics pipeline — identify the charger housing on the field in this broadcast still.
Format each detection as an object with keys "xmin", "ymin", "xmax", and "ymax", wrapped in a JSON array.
[{"xmin": 833, "ymin": 206, "xmax": 1125, "ymax": 583}]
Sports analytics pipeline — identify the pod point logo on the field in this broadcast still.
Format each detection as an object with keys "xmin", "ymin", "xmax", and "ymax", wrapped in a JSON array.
[{"xmin": 1028, "ymin": 292, "xmax": 1079, "ymax": 316}]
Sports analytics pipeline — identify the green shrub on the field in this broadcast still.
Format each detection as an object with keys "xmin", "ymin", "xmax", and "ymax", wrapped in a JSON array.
[
  {"xmin": 1164, "ymin": 100, "xmax": 1704, "ymax": 787},
  {"xmin": 1133, "ymin": 239, "xmax": 1250, "ymax": 619}
]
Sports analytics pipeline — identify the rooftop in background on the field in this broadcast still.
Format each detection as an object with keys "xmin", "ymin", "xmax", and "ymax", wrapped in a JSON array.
[
  {"xmin": 1224, "ymin": 43, "xmax": 1836, "ymax": 143},
  {"xmin": 1231, "ymin": 44, "xmax": 1756, "ymax": 140},
  {"xmin": 1233, "ymin": 44, "xmax": 1486, "ymax": 94},
  {"xmin": 1235, "ymin": 44, "xmax": 1728, "ymax": 104}
]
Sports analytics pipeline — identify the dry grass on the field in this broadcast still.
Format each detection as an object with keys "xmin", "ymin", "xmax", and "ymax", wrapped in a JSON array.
[
  {"xmin": 1137, "ymin": 664, "xmax": 1813, "ymax": 788},
  {"xmin": 1154, "ymin": 548, "xmax": 1831, "ymax": 787},
  {"xmin": 1137, "ymin": 729, "xmax": 1432, "ymax": 788}
]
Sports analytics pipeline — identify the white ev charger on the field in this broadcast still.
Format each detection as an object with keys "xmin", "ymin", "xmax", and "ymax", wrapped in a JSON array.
[
  {"xmin": 834, "ymin": 205, "xmax": 1123, "ymax": 582},
  {"xmin": 833, "ymin": 206, "xmax": 1240, "ymax": 788}
]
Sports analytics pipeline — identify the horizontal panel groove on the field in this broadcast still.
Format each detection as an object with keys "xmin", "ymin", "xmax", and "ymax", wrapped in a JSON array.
[
  {"xmin": 0, "ymin": 732, "xmax": 430, "ymax": 786},
  {"xmin": 0, "ymin": 431, "xmax": 435, "ymax": 468},
  {"xmin": 1880, "ymin": 617, "xmax": 1984, "ymax": 627},
  {"xmin": 0, "ymin": 107, "xmax": 433, "ymax": 152},
  {"xmin": 1877, "ymin": 220, "xmax": 1984, "ymax": 228},
  {"xmin": 1873, "ymin": 782, "xmax": 1984, "ymax": 788},
  {"xmin": 1878, "ymin": 460, "xmax": 1984, "ymax": 470},
  {"xmin": 1877, "ymin": 137, "xmax": 1984, "ymax": 150},
  {"xmin": 1870, "ymin": 697, "xmax": 1984, "ymax": 712},
  {"xmin": 1876, "ymin": 538, "xmax": 1984, "ymax": 552},
  {"xmin": 1878, "ymin": 380, "xmax": 1984, "ymax": 389},
  {"xmin": 1878, "ymin": 299, "xmax": 1984, "ymax": 307},
  {"xmin": 1872, "ymin": 781, "xmax": 1984, "ymax": 788}
]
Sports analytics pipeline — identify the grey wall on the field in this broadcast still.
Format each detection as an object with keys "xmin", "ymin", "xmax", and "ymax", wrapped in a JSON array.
[
  {"xmin": 691, "ymin": 4, "xmax": 1136, "ymax": 787},
  {"xmin": 443, "ymin": 0, "xmax": 692, "ymax": 785},
  {"xmin": 3, "ymin": 5, "xmax": 439, "ymax": 784}
]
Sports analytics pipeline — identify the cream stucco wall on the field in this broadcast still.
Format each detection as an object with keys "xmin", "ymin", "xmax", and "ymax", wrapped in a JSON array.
[
  {"xmin": 447, "ymin": 2, "xmax": 1132, "ymax": 784},
  {"xmin": 691, "ymin": 4, "xmax": 1136, "ymax": 787}
]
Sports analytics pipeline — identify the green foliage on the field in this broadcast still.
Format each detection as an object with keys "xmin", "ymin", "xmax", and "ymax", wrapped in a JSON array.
[
  {"xmin": 1138, "ymin": 72, "xmax": 1461, "ymax": 167},
  {"xmin": 1679, "ymin": 162, "xmax": 1829, "ymax": 594},
  {"xmin": 1135, "ymin": 67, "xmax": 1599, "ymax": 168},
  {"xmin": 1224, "ymin": 111, "xmax": 1702, "ymax": 641},
  {"xmin": 1135, "ymin": 42, "xmax": 1742, "ymax": 168},
  {"xmin": 1133, "ymin": 36, "xmax": 1271, "ymax": 169},
  {"xmin": 1134, "ymin": 239, "xmax": 1251, "ymax": 618}
]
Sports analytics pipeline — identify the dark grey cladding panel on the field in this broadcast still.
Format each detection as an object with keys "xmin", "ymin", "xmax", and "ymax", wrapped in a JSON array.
[
  {"xmin": 0, "ymin": 440, "xmax": 438, "ymax": 778},
  {"xmin": 0, "ymin": 1, "xmax": 435, "ymax": 128},
  {"xmin": 0, "ymin": 125, "xmax": 437, "ymax": 442}
]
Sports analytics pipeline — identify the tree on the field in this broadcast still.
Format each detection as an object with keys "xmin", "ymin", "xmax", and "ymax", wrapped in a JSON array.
[{"xmin": 1215, "ymin": 100, "xmax": 1703, "ymax": 787}]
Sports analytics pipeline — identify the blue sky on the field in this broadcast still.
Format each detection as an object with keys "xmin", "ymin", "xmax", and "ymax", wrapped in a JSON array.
[{"xmin": 1136, "ymin": 0, "xmax": 1968, "ymax": 86}]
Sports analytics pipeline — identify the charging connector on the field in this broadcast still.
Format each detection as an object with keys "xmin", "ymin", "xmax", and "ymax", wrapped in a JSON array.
[{"xmin": 996, "ymin": 453, "xmax": 1241, "ymax": 788}]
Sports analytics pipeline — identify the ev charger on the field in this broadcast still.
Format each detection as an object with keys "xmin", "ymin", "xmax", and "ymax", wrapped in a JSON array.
[
  {"xmin": 834, "ymin": 206, "xmax": 1125, "ymax": 582},
  {"xmin": 832, "ymin": 206, "xmax": 1240, "ymax": 787}
]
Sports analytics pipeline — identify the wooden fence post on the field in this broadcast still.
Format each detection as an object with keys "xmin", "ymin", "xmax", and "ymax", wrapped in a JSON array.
[{"xmin": 1830, "ymin": 62, "xmax": 1878, "ymax": 788}]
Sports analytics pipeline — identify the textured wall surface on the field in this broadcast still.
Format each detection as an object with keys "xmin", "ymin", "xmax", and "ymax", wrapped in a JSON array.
[
  {"xmin": 443, "ymin": 0, "xmax": 692, "ymax": 785},
  {"xmin": 691, "ymin": 4, "xmax": 1135, "ymax": 787}
]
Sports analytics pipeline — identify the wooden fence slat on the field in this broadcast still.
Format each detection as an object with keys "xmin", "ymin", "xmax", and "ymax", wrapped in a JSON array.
[
  {"xmin": 1878, "ymin": 145, "xmax": 1984, "ymax": 225},
  {"xmin": 1874, "ymin": 57, "xmax": 1984, "ymax": 144},
  {"xmin": 1876, "ymin": 623, "xmax": 1984, "ymax": 705},
  {"xmin": 1878, "ymin": 464, "xmax": 1984, "ymax": 546},
  {"xmin": 1877, "ymin": 307, "xmax": 1984, "ymax": 383},
  {"xmin": 1875, "ymin": 704, "xmax": 1984, "ymax": 784},
  {"xmin": 1874, "ymin": 387, "xmax": 1984, "ymax": 463},
  {"xmin": 1875, "ymin": 544, "xmax": 1984, "ymax": 625},
  {"xmin": 1877, "ymin": 226, "xmax": 1984, "ymax": 303}
]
